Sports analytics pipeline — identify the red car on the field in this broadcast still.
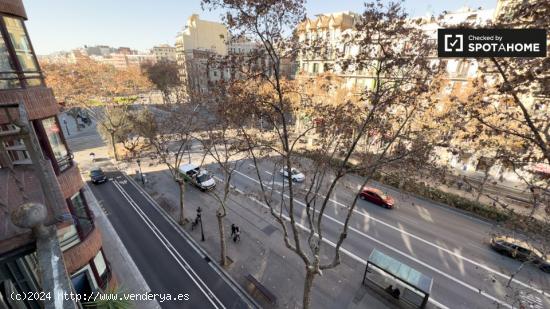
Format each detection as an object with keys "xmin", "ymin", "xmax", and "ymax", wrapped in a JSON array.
[{"xmin": 359, "ymin": 187, "xmax": 395, "ymax": 209}]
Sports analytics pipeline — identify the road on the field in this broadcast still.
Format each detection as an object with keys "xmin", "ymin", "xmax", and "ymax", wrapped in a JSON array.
[
  {"xmin": 89, "ymin": 170, "xmax": 257, "ymax": 309},
  {"xmin": 204, "ymin": 157, "xmax": 550, "ymax": 309}
]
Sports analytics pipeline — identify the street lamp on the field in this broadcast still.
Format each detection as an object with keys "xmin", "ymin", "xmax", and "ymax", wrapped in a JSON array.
[
  {"xmin": 63, "ymin": 118, "xmax": 70, "ymax": 136},
  {"xmin": 136, "ymin": 159, "xmax": 144, "ymax": 185},
  {"xmin": 197, "ymin": 207, "xmax": 205, "ymax": 241}
]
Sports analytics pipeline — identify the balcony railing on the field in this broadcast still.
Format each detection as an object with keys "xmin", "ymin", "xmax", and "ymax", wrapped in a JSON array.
[{"xmin": 57, "ymin": 153, "xmax": 74, "ymax": 173}]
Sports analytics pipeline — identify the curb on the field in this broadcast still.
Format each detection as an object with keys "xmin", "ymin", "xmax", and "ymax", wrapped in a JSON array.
[
  {"xmin": 122, "ymin": 172, "xmax": 262, "ymax": 309},
  {"xmin": 372, "ymin": 180, "xmax": 496, "ymax": 226},
  {"xmin": 82, "ymin": 183, "xmax": 161, "ymax": 309}
]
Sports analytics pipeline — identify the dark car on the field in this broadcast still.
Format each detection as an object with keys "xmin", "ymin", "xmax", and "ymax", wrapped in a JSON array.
[
  {"xmin": 359, "ymin": 187, "xmax": 394, "ymax": 209},
  {"xmin": 90, "ymin": 168, "xmax": 107, "ymax": 184},
  {"xmin": 490, "ymin": 236, "xmax": 550, "ymax": 273}
]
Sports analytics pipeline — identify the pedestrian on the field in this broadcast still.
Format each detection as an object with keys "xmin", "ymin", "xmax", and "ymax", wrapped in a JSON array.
[
  {"xmin": 233, "ymin": 226, "xmax": 240, "ymax": 243},
  {"xmin": 192, "ymin": 212, "xmax": 201, "ymax": 230},
  {"xmin": 231, "ymin": 224, "xmax": 237, "ymax": 237}
]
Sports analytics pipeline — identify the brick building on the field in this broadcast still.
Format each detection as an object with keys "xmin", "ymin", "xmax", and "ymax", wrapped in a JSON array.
[{"xmin": 0, "ymin": 1, "xmax": 114, "ymax": 308}]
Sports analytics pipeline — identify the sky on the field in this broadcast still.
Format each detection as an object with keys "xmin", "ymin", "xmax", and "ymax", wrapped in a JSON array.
[{"xmin": 24, "ymin": 0, "xmax": 497, "ymax": 55}]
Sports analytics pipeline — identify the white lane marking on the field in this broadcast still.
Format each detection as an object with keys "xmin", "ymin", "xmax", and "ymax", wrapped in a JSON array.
[
  {"xmin": 122, "ymin": 174, "xmax": 259, "ymax": 309},
  {"xmin": 245, "ymin": 195, "xmax": 451, "ymax": 309},
  {"xmin": 233, "ymin": 168, "xmax": 547, "ymax": 298},
  {"xmin": 233, "ymin": 170, "xmax": 524, "ymax": 308},
  {"xmin": 112, "ymin": 180, "xmax": 225, "ymax": 309},
  {"xmin": 264, "ymin": 170, "xmax": 273, "ymax": 175}
]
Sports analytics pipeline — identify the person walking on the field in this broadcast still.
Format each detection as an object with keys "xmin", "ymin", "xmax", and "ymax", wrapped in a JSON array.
[
  {"xmin": 231, "ymin": 224, "xmax": 237, "ymax": 237},
  {"xmin": 192, "ymin": 208, "xmax": 201, "ymax": 230},
  {"xmin": 233, "ymin": 226, "xmax": 240, "ymax": 243}
]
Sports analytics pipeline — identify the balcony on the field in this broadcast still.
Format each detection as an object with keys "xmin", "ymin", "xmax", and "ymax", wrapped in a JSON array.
[
  {"xmin": 57, "ymin": 162, "xmax": 84, "ymax": 199},
  {"xmin": 63, "ymin": 225, "xmax": 102, "ymax": 274},
  {"xmin": 0, "ymin": 165, "xmax": 70, "ymax": 253},
  {"xmin": 0, "ymin": 87, "xmax": 59, "ymax": 122}
]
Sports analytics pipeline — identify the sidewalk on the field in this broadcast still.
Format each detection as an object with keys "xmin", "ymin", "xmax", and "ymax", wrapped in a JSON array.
[
  {"xmin": 62, "ymin": 113, "xmax": 160, "ymax": 309},
  {"xmin": 134, "ymin": 162, "xmax": 399, "ymax": 309},
  {"xmin": 61, "ymin": 112, "xmax": 440, "ymax": 308}
]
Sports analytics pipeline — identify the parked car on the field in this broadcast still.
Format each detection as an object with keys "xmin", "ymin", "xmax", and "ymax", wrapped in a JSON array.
[
  {"xmin": 90, "ymin": 168, "xmax": 107, "ymax": 184},
  {"xmin": 359, "ymin": 187, "xmax": 394, "ymax": 209},
  {"xmin": 280, "ymin": 167, "xmax": 305, "ymax": 182},
  {"xmin": 179, "ymin": 163, "xmax": 216, "ymax": 191},
  {"xmin": 490, "ymin": 236, "xmax": 550, "ymax": 273}
]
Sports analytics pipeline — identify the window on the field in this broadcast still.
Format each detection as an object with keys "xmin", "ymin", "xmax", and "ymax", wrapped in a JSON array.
[
  {"xmin": 58, "ymin": 225, "xmax": 80, "ymax": 251},
  {"xmin": 92, "ymin": 251, "xmax": 109, "ymax": 285},
  {"xmin": 3, "ymin": 17, "xmax": 41, "ymax": 86},
  {"xmin": 312, "ymin": 63, "xmax": 319, "ymax": 74},
  {"xmin": 0, "ymin": 30, "xmax": 19, "ymax": 89},
  {"xmin": 41, "ymin": 117, "xmax": 71, "ymax": 172},
  {"xmin": 69, "ymin": 191, "xmax": 94, "ymax": 238}
]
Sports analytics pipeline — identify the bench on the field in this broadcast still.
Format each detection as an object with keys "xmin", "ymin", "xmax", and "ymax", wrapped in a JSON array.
[{"xmin": 245, "ymin": 274, "xmax": 277, "ymax": 305}]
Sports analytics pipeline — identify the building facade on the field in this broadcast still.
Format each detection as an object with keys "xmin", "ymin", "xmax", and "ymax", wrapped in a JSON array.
[
  {"xmin": 0, "ymin": 1, "xmax": 114, "ymax": 307},
  {"xmin": 175, "ymin": 14, "xmax": 229, "ymax": 98},
  {"xmin": 152, "ymin": 44, "xmax": 176, "ymax": 62},
  {"xmin": 294, "ymin": 8, "xmax": 539, "ymax": 183}
]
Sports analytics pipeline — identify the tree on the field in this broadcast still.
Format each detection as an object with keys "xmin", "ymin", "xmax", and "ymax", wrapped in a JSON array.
[
  {"xmin": 458, "ymin": 1, "xmax": 549, "ymax": 166},
  {"xmin": 142, "ymin": 61, "xmax": 181, "ymax": 104},
  {"xmin": 202, "ymin": 1, "xmax": 441, "ymax": 307},
  {"xmin": 43, "ymin": 59, "xmax": 153, "ymax": 160},
  {"xmin": 133, "ymin": 105, "xmax": 200, "ymax": 224},
  {"xmin": 196, "ymin": 89, "xmax": 248, "ymax": 265},
  {"xmin": 96, "ymin": 105, "xmax": 131, "ymax": 161},
  {"xmin": 117, "ymin": 109, "xmax": 150, "ymax": 160},
  {"xmin": 443, "ymin": 2, "xmax": 550, "ymax": 304}
]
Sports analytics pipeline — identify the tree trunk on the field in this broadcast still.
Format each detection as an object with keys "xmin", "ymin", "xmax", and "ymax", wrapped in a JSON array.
[
  {"xmin": 110, "ymin": 133, "xmax": 119, "ymax": 161},
  {"xmin": 302, "ymin": 269, "xmax": 316, "ymax": 309},
  {"xmin": 217, "ymin": 211, "xmax": 228, "ymax": 266},
  {"xmin": 178, "ymin": 181, "xmax": 186, "ymax": 225},
  {"xmin": 476, "ymin": 168, "xmax": 490, "ymax": 203}
]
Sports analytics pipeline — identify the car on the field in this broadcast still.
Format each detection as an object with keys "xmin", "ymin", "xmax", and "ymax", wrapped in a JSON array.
[
  {"xmin": 359, "ymin": 187, "xmax": 394, "ymax": 209},
  {"xmin": 178, "ymin": 163, "xmax": 216, "ymax": 191},
  {"xmin": 280, "ymin": 167, "xmax": 305, "ymax": 182},
  {"xmin": 490, "ymin": 236, "xmax": 550, "ymax": 273},
  {"xmin": 90, "ymin": 168, "xmax": 107, "ymax": 184}
]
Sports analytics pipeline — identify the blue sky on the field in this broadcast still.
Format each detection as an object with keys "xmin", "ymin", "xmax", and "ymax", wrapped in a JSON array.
[{"xmin": 25, "ymin": 0, "xmax": 497, "ymax": 55}]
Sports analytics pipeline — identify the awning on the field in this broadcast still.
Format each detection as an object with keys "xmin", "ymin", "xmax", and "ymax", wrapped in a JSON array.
[{"xmin": 368, "ymin": 249, "xmax": 433, "ymax": 294}]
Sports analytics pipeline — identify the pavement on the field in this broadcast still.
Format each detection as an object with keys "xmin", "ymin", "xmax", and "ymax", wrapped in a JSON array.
[
  {"xmin": 139, "ymin": 153, "xmax": 550, "ymax": 309},
  {"xmin": 63, "ymin": 115, "xmax": 160, "ymax": 309},
  {"xmin": 82, "ymin": 183, "xmax": 161, "ymax": 309},
  {"xmin": 88, "ymin": 170, "xmax": 257, "ymax": 309},
  {"xmin": 61, "ymin": 111, "xmax": 550, "ymax": 309},
  {"xmin": 63, "ymin": 114, "xmax": 259, "ymax": 309}
]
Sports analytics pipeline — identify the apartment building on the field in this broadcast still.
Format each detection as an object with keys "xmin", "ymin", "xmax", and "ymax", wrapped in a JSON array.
[
  {"xmin": 175, "ymin": 14, "xmax": 229, "ymax": 98},
  {"xmin": 296, "ymin": 11, "xmax": 360, "ymax": 87},
  {"xmin": 294, "ymin": 8, "xmax": 541, "ymax": 182},
  {"xmin": 0, "ymin": 1, "xmax": 114, "ymax": 307},
  {"xmin": 152, "ymin": 44, "xmax": 176, "ymax": 62}
]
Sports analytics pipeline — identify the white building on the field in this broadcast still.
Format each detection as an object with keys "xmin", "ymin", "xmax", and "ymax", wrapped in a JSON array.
[
  {"xmin": 175, "ymin": 14, "xmax": 229, "ymax": 97},
  {"xmin": 152, "ymin": 44, "xmax": 176, "ymax": 62}
]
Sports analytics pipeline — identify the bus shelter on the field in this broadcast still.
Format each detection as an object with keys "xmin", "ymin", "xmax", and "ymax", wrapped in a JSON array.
[{"xmin": 363, "ymin": 249, "xmax": 433, "ymax": 308}]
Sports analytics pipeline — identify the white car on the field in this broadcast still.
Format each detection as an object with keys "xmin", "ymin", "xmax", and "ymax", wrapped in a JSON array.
[
  {"xmin": 179, "ymin": 163, "xmax": 216, "ymax": 191},
  {"xmin": 280, "ymin": 167, "xmax": 305, "ymax": 182}
]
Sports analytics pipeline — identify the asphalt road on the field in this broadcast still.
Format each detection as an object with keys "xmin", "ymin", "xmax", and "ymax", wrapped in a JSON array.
[
  {"xmin": 88, "ymin": 171, "xmax": 256, "ymax": 309},
  {"xmin": 204, "ymin": 157, "xmax": 550, "ymax": 309}
]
